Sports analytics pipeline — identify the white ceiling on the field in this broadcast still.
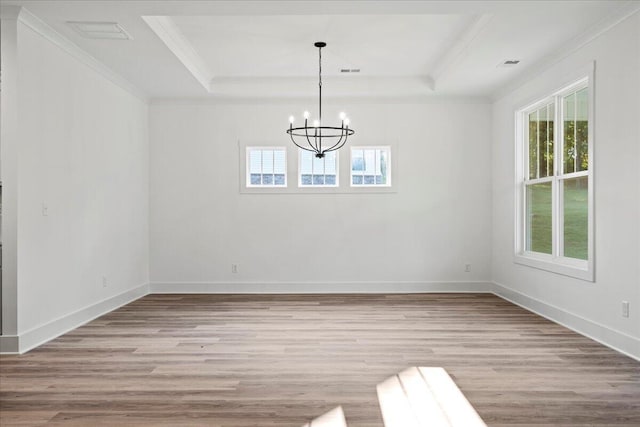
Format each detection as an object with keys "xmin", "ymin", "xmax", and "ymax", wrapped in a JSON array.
[
  {"xmin": 170, "ymin": 14, "xmax": 474, "ymax": 77},
  {"xmin": 3, "ymin": 0, "xmax": 639, "ymax": 100}
]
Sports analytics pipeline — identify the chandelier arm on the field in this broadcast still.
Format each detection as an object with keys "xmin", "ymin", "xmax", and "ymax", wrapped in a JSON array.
[
  {"xmin": 304, "ymin": 123, "xmax": 319, "ymax": 153},
  {"xmin": 323, "ymin": 136, "xmax": 349, "ymax": 153},
  {"xmin": 289, "ymin": 133, "xmax": 318, "ymax": 153},
  {"xmin": 315, "ymin": 127, "xmax": 320, "ymax": 154},
  {"xmin": 324, "ymin": 129, "xmax": 351, "ymax": 153},
  {"xmin": 323, "ymin": 131, "xmax": 346, "ymax": 152}
]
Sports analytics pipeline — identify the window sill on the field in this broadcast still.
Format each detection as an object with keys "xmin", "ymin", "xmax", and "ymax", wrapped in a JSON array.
[
  {"xmin": 514, "ymin": 252, "xmax": 594, "ymax": 282},
  {"xmin": 239, "ymin": 185, "xmax": 397, "ymax": 195}
]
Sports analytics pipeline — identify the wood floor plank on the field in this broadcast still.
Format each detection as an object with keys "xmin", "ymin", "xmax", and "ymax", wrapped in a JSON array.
[{"xmin": 1, "ymin": 294, "xmax": 638, "ymax": 426}]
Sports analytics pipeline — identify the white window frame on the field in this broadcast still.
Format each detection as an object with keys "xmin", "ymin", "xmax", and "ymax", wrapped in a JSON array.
[
  {"xmin": 350, "ymin": 146, "xmax": 392, "ymax": 188},
  {"xmin": 298, "ymin": 149, "xmax": 339, "ymax": 188},
  {"xmin": 514, "ymin": 71, "xmax": 594, "ymax": 281},
  {"xmin": 245, "ymin": 146, "xmax": 288, "ymax": 188}
]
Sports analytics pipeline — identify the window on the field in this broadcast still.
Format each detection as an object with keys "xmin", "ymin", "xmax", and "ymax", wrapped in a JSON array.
[
  {"xmin": 299, "ymin": 150, "xmax": 338, "ymax": 187},
  {"xmin": 246, "ymin": 147, "xmax": 287, "ymax": 187},
  {"xmin": 240, "ymin": 142, "xmax": 395, "ymax": 194},
  {"xmin": 351, "ymin": 146, "xmax": 391, "ymax": 186},
  {"xmin": 516, "ymin": 76, "xmax": 593, "ymax": 280}
]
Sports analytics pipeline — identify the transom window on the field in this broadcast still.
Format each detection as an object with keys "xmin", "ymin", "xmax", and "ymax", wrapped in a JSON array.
[
  {"xmin": 350, "ymin": 147, "xmax": 391, "ymax": 187},
  {"xmin": 516, "ymin": 76, "xmax": 593, "ymax": 280},
  {"xmin": 299, "ymin": 150, "xmax": 338, "ymax": 187},
  {"xmin": 246, "ymin": 147, "xmax": 287, "ymax": 187}
]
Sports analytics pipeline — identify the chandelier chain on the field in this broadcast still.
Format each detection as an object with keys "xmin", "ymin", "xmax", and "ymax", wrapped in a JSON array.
[{"xmin": 319, "ymin": 45, "xmax": 322, "ymax": 124}]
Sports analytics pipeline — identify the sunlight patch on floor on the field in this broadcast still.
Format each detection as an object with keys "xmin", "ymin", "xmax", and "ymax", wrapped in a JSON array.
[{"xmin": 376, "ymin": 367, "xmax": 486, "ymax": 427}]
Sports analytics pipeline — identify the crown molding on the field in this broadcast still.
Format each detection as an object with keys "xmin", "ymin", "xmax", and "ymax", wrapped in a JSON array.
[
  {"xmin": 149, "ymin": 94, "xmax": 490, "ymax": 106},
  {"xmin": 429, "ymin": 14, "xmax": 494, "ymax": 90},
  {"xmin": 16, "ymin": 7, "xmax": 148, "ymax": 103},
  {"xmin": 142, "ymin": 15, "xmax": 213, "ymax": 93},
  {"xmin": 491, "ymin": 1, "xmax": 640, "ymax": 102},
  {"xmin": 0, "ymin": 5, "xmax": 22, "ymax": 20}
]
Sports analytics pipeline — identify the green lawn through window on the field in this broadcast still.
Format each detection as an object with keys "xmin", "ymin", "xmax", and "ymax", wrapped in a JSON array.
[{"xmin": 528, "ymin": 180, "xmax": 588, "ymax": 260}]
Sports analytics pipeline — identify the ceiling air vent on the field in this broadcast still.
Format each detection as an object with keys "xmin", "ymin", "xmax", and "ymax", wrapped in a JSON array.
[
  {"xmin": 497, "ymin": 60, "xmax": 520, "ymax": 68},
  {"xmin": 67, "ymin": 21, "xmax": 132, "ymax": 40},
  {"xmin": 340, "ymin": 69, "xmax": 361, "ymax": 73}
]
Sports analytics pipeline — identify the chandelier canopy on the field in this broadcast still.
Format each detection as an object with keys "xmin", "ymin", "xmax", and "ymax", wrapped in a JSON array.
[{"xmin": 287, "ymin": 42, "xmax": 354, "ymax": 159}]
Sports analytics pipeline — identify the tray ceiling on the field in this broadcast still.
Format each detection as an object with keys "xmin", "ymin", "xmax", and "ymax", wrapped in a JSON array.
[{"xmin": 2, "ymin": 0, "xmax": 638, "ymax": 100}]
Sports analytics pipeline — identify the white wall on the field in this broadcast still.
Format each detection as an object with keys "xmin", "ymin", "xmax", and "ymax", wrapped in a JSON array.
[
  {"xmin": 149, "ymin": 100, "xmax": 492, "ymax": 290},
  {"xmin": 15, "ymin": 21, "xmax": 149, "ymax": 342},
  {"xmin": 1, "ymin": 8, "xmax": 21, "ymax": 347},
  {"xmin": 491, "ymin": 12, "xmax": 640, "ymax": 358}
]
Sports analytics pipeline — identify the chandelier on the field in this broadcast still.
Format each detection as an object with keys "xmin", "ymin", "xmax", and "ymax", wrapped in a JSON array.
[{"xmin": 287, "ymin": 42, "xmax": 354, "ymax": 158}]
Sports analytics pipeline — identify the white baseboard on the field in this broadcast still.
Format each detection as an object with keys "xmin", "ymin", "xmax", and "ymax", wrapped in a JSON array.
[
  {"xmin": 151, "ymin": 281, "xmax": 494, "ymax": 294},
  {"xmin": 15, "ymin": 283, "xmax": 150, "ymax": 354},
  {"xmin": 0, "ymin": 335, "xmax": 19, "ymax": 353},
  {"xmin": 5, "ymin": 281, "xmax": 637, "ymax": 362},
  {"xmin": 492, "ymin": 282, "xmax": 640, "ymax": 361}
]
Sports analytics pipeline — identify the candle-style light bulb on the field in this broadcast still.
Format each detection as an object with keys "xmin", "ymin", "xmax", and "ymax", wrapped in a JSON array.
[
  {"xmin": 289, "ymin": 116, "xmax": 295, "ymax": 124},
  {"xmin": 344, "ymin": 118, "xmax": 350, "ymax": 126},
  {"xmin": 313, "ymin": 120, "xmax": 320, "ymax": 128},
  {"xmin": 303, "ymin": 111, "xmax": 310, "ymax": 120},
  {"xmin": 339, "ymin": 112, "xmax": 346, "ymax": 120}
]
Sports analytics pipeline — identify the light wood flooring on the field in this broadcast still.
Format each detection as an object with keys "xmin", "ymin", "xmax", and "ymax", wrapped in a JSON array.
[{"xmin": 1, "ymin": 294, "xmax": 639, "ymax": 426}]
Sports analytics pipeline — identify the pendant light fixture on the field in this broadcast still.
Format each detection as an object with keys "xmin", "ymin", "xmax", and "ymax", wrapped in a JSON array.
[{"xmin": 287, "ymin": 42, "xmax": 354, "ymax": 158}]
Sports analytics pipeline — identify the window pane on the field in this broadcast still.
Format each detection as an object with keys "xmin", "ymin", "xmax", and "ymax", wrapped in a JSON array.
[
  {"xmin": 538, "ymin": 106, "xmax": 548, "ymax": 177},
  {"xmin": 352, "ymin": 149, "xmax": 364, "ymax": 171},
  {"xmin": 526, "ymin": 182, "xmax": 552, "ymax": 255},
  {"xmin": 301, "ymin": 174, "xmax": 312, "ymax": 185},
  {"xmin": 273, "ymin": 149, "xmax": 286, "ymax": 174},
  {"xmin": 250, "ymin": 174, "xmax": 261, "ymax": 185},
  {"xmin": 364, "ymin": 150, "xmax": 376, "ymax": 175},
  {"xmin": 325, "ymin": 175, "xmax": 336, "ymax": 185},
  {"xmin": 575, "ymin": 88, "xmax": 588, "ymax": 172},
  {"xmin": 312, "ymin": 154, "xmax": 324, "ymax": 175},
  {"xmin": 324, "ymin": 151, "xmax": 337, "ymax": 175},
  {"xmin": 249, "ymin": 150, "xmax": 262, "ymax": 174},
  {"xmin": 353, "ymin": 175, "xmax": 363, "ymax": 185},
  {"xmin": 528, "ymin": 111, "xmax": 538, "ymax": 179},
  {"xmin": 262, "ymin": 150, "xmax": 274, "ymax": 173},
  {"xmin": 528, "ymin": 105, "xmax": 554, "ymax": 180},
  {"xmin": 379, "ymin": 150, "xmax": 389, "ymax": 184},
  {"xmin": 300, "ymin": 150, "xmax": 311, "ymax": 173},
  {"xmin": 539, "ymin": 104, "xmax": 554, "ymax": 178},
  {"xmin": 563, "ymin": 92, "xmax": 576, "ymax": 173},
  {"xmin": 312, "ymin": 175, "xmax": 325, "ymax": 185},
  {"xmin": 262, "ymin": 174, "xmax": 273, "ymax": 185},
  {"xmin": 563, "ymin": 176, "xmax": 588, "ymax": 260}
]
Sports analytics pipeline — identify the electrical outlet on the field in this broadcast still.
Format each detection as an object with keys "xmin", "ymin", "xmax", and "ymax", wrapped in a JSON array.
[
  {"xmin": 42, "ymin": 203, "xmax": 49, "ymax": 216},
  {"xmin": 102, "ymin": 276, "xmax": 108, "ymax": 288},
  {"xmin": 622, "ymin": 301, "xmax": 629, "ymax": 318},
  {"xmin": 464, "ymin": 264, "xmax": 471, "ymax": 273},
  {"xmin": 231, "ymin": 264, "xmax": 238, "ymax": 274}
]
